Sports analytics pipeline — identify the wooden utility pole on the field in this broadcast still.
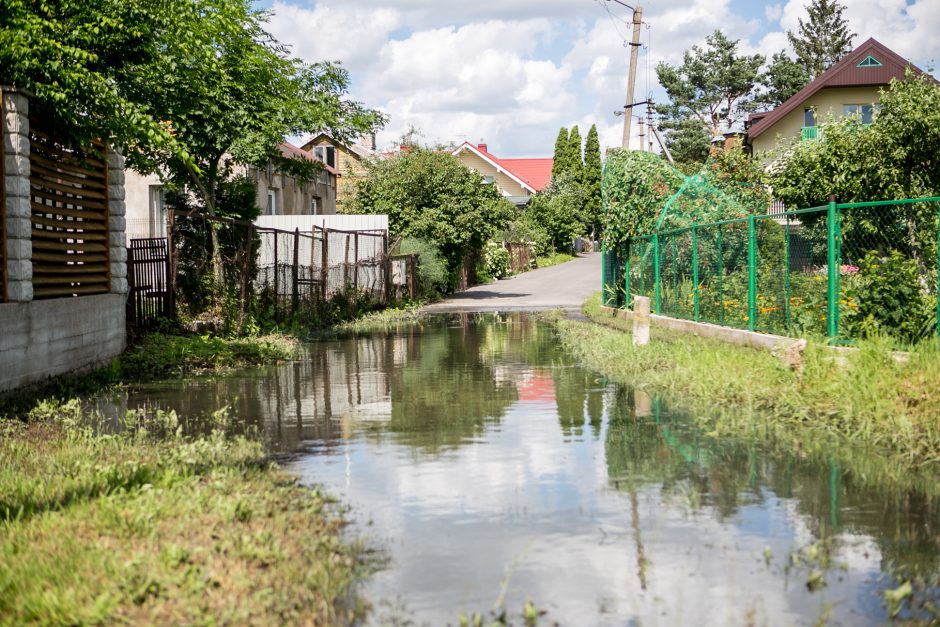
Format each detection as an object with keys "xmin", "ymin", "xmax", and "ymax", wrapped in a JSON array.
[{"xmin": 615, "ymin": 2, "xmax": 643, "ymax": 149}]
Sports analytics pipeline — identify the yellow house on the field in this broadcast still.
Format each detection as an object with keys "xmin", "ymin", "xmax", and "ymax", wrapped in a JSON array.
[
  {"xmin": 451, "ymin": 142, "xmax": 553, "ymax": 207},
  {"xmin": 746, "ymin": 38, "xmax": 929, "ymax": 157},
  {"xmin": 300, "ymin": 134, "xmax": 374, "ymax": 211}
]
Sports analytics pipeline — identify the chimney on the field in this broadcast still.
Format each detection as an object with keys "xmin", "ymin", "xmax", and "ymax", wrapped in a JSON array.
[
  {"xmin": 399, "ymin": 144, "xmax": 411, "ymax": 153},
  {"xmin": 477, "ymin": 143, "xmax": 488, "ymax": 153}
]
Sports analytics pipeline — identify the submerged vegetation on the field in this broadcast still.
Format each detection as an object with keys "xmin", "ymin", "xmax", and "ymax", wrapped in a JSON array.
[
  {"xmin": 554, "ymin": 294, "xmax": 940, "ymax": 474},
  {"xmin": 0, "ymin": 402, "xmax": 366, "ymax": 624}
]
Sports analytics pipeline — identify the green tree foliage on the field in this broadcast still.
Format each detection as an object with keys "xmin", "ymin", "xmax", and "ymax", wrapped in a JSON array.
[
  {"xmin": 787, "ymin": 0, "xmax": 855, "ymax": 79},
  {"xmin": 601, "ymin": 150, "xmax": 684, "ymax": 247},
  {"xmin": 655, "ymin": 30, "xmax": 764, "ymax": 165},
  {"xmin": 350, "ymin": 148, "xmax": 515, "ymax": 290},
  {"xmin": 567, "ymin": 125, "xmax": 583, "ymax": 184},
  {"xmin": 583, "ymin": 125, "xmax": 603, "ymax": 237},
  {"xmin": 551, "ymin": 127, "xmax": 570, "ymax": 180},
  {"xmin": 761, "ymin": 51, "xmax": 811, "ymax": 108},
  {"xmin": 2, "ymin": 0, "xmax": 384, "ymax": 292},
  {"xmin": 525, "ymin": 173, "xmax": 586, "ymax": 253}
]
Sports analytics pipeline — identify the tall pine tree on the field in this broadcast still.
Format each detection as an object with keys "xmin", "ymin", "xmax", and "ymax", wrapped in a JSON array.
[
  {"xmin": 583, "ymin": 124, "xmax": 603, "ymax": 238},
  {"xmin": 567, "ymin": 125, "xmax": 583, "ymax": 184},
  {"xmin": 551, "ymin": 127, "xmax": 569, "ymax": 180},
  {"xmin": 787, "ymin": 0, "xmax": 855, "ymax": 79}
]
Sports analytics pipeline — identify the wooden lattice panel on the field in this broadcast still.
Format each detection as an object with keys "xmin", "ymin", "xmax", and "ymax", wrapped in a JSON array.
[{"xmin": 29, "ymin": 125, "xmax": 110, "ymax": 299}]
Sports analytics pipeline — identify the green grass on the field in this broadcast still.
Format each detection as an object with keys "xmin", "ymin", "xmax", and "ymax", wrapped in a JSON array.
[
  {"xmin": 325, "ymin": 302, "xmax": 428, "ymax": 335},
  {"xmin": 0, "ymin": 402, "xmax": 367, "ymax": 625},
  {"xmin": 535, "ymin": 252, "xmax": 575, "ymax": 269},
  {"xmin": 555, "ymin": 293, "xmax": 940, "ymax": 474}
]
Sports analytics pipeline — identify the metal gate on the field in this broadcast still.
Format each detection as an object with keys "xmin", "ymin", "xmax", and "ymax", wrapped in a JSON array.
[{"xmin": 127, "ymin": 237, "xmax": 173, "ymax": 330}]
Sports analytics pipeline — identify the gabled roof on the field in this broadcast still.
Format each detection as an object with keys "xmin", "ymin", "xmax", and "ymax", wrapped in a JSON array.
[
  {"xmin": 451, "ymin": 142, "xmax": 553, "ymax": 193},
  {"xmin": 748, "ymin": 38, "xmax": 928, "ymax": 140},
  {"xmin": 278, "ymin": 142, "xmax": 338, "ymax": 176},
  {"xmin": 301, "ymin": 133, "xmax": 373, "ymax": 161}
]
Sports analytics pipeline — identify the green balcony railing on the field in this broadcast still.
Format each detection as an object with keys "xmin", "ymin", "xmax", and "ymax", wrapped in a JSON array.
[{"xmin": 801, "ymin": 126, "xmax": 820, "ymax": 141}]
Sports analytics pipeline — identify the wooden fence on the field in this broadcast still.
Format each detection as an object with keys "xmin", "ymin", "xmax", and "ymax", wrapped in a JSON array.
[
  {"xmin": 29, "ymin": 121, "xmax": 110, "ymax": 299},
  {"xmin": 127, "ymin": 238, "xmax": 172, "ymax": 331}
]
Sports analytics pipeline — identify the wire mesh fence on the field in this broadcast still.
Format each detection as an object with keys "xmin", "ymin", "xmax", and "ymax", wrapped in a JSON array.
[{"xmin": 606, "ymin": 197, "xmax": 940, "ymax": 346}]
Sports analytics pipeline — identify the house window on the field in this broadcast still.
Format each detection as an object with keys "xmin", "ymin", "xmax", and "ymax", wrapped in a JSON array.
[
  {"xmin": 803, "ymin": 107, "xmax": 817, "ymax": 127},
  {"xmin": 266, "ymin": 190, "xmax": 278, "ymax": 215},
  {"xmin": 310, "ymin": 197, "xmax": 320, "ymax": 215},
  {"xmin": 857, "ymin": 55, "xmax": 882, "ymax": 68},
  {"xmin": 148, "ymin": 186, "xmax": 166, "ymax": 238},
  {"xmin": 842, "ymin": 104, "xmax": 878, "ymax": 125},
  {"xmin": 313, "ymin": 145, "xmax": 336, "ymax": 169},
  {"xmin": 482, "ymin": 175, "xmax": 496, "ymax": 184}
]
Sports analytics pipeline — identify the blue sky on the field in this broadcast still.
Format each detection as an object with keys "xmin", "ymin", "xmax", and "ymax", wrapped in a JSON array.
[{"xmin": 258, "ymin": 0, "xmax": 939, "ymax": 157}]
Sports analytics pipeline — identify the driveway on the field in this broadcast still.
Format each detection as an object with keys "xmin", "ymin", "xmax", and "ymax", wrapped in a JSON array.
[{"xmin": 422, "ymin": 253, "xmax": 602, "ymax": 313}]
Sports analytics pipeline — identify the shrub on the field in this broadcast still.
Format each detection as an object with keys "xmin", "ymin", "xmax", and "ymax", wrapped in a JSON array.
[
  {"xmin": 399, "ymin": 237, "xmax": 448, "ymax": 297},
  {"xmin": 482, "ymin": 242, "xmax": 511, "ymax": 280}
]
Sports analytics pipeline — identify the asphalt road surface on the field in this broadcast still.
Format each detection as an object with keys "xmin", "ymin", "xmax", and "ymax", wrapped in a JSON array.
[{"xmin": 422, "ymin": 252, "xmax": 602, "ymax": 314}]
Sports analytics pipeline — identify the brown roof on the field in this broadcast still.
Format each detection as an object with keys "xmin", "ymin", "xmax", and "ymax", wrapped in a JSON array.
[
  {"xmin": 278, "ymin": 142, "xmax": 339, "ymax": 176},
  {"xmin": 747, "ymin": 38, "xmax": 929, "ymax": 140}
]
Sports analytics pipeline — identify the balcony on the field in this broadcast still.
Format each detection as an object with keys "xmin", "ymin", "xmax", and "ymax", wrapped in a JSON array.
[{"xmin": 801, "ymin": 126, "xmax": 821, "ymax": 141}]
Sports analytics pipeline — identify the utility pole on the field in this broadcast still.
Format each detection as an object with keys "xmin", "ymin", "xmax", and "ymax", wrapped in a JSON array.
[
  {"xmin": 610, "ymin": 1, "xmax": 643, "ymax": 149},
  {"xmin": 637, "ymin": 116, "xmax": 646, "ymax": 152},
  {"xmin": 646, "ymin": 102, "xmax": 655, "ymax": 152}
]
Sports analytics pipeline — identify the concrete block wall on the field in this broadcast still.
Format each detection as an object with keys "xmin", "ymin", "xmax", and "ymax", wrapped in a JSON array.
[{"xmin": 0, "ymin": 87, "xmax": 127, "ymax": 392}]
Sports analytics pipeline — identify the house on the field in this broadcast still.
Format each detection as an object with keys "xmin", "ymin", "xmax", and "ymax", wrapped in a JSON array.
[
  {"xmin": 300, "ymin": 133, "xmax": 374, "ymax": 211},
  {"xmin": 745, "ymin": 38, "xmax": 930, "ymax": 157},
  {"xmin": 451, "ymin": 142, "xmax": 553, "ymax": 206},
  {"xmin": 124, "ymin": 141, "xmax": 338, "ymax": 242}
]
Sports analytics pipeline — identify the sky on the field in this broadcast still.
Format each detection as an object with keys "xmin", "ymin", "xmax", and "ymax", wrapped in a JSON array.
[{"xmin": 258, "ymin": 0, "xmax": 940, "ymax": 157}]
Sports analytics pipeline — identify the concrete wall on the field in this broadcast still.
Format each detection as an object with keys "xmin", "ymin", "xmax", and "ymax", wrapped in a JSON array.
[
  {"xmin": 1, "ymin": 86, "xmax": 127, "ymax": 392},
  {"xmin": 250, "ymin": 165, "xmax": 337, "ymax": 217},
  {"xmin": 304, "ymin": 137, "xmax": 368, "ymax": 211},
  {"xmin": 124, "ymin": 169, "xmax": 163, "ymax": 240},
  {"xmin": 752, "ymin": 85, "xmax": 883, "ymax": 156}
]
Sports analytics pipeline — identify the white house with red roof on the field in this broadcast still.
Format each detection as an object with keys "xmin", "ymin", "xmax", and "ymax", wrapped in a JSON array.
[{"xmin": 451, "ymin": 141, "xmax": 553, "ymax": 206}]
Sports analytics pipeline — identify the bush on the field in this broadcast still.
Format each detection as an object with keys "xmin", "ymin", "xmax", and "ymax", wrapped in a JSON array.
[
  {"xmin": 525, "ymin": 172, "xmax": 586, "ymax": 253},
  {"xmin": 399, "ymin": 237, "xmax": 448, "ymax": 297},
  {"xmin": 481, "ymin": 242, "xmax": 511, "ymax": 280}
]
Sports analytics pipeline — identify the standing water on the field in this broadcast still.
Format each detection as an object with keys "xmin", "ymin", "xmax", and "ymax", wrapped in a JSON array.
[{"xmin": 100, "ymin": 314, "xmax": 940, "ymax": 625}]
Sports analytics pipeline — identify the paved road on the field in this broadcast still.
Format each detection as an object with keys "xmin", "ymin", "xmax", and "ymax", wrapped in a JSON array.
[{"xmin": 422, "ymin": 252, "xmax": 602, "ymax": 313}]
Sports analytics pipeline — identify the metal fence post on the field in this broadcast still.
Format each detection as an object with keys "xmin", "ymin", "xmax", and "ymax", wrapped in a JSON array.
[
  {"xmin": 747, "ymin": 215, "xmax": 757, "ymax": 332},
  {"xmin": 601, "ymin": 243, "xmax": 607, "ymax": 305},
  {"xmin": 292, "ymin": 227, "xmax": 299, "ymax": 312},
  {"xmin": 624, "ymin": 239, "xmax": 631, "ymax": 309},
  {"xmin": 273, "ymin": 230, "xmax": 279, "ymax": 321},
  {"xmin": 691, "ymin": 224, "xmax": 699, "ymax": 321},
  {"xmin": 321, "ymin": 228, "xmax": 329, "ymax": 302},
  {"xmin": 826, "ymin": 196, "xmax": 840, "ymax": 341},
  {"xmin": 784, "ymin": 216, "xmax": 792, "ymax": 333},
  {"xmin": 717, "ymin": 224, "xmax": 724, "ymax": 326},
  {"xmin": 936, "ymin": 202, "xmax": 940, "ymax": 337},
  {"xmin": 653, "ymin": 233, "xmax": 661, "ymax": 314}
]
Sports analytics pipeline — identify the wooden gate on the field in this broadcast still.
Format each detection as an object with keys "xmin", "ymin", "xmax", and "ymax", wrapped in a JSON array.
[{"xmin": 127, "ymin": 238, "xmax": 172, "ymax": 330}]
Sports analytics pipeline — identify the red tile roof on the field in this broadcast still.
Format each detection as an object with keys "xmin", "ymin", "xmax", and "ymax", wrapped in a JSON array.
[{"xmin": 453, "ymin": 141, "xmax": 554, "ymax": 193}]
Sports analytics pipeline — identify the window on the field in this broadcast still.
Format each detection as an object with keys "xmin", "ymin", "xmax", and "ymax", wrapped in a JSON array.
[
  {"xmin": 148, "ymin": 186, "xmax": 166, "ymax": 238},
  {"xmin": 803, "ymin": 107, "xmax": 817, "ymax": 127},
  {"xmin": 482, "ymin": 175, "xmax": 495, "ymax": 184},
  {"xmin": 266, "ymin": 190, "xmax": 277, "ymax": 215},
  {"xmin": 842, "ymin": 104, "xmax": 878, "ymax": 125},
  {"xmin": 310, "ymin": 197, "xmax": 319, "ymax": 215},
  {"xmin": 857, "ymin": 55, "xmax": 882, "ymax": 68},
  {"xmin": 313, "ymin": 145, "xmax": 336, "ymax": 168}
]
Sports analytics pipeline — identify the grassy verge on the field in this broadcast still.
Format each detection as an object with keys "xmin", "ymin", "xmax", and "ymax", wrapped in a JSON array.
[
  {"xmin": 535, "ymin": 252, "xmax": 575, "ymax": 269},
  {"xmin": 554, "ymin": 294, "xmax": 940, "ymax": 473},
  {"xmin": 0, "ymin": 401, "xmax": 367, "ymax": 625},
  {"xmin": 329, "ymin": 302, "xmax": 428, "ymax": 335}
]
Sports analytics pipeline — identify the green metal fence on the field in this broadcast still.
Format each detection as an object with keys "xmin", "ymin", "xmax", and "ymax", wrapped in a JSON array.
[{"xmin": 603, "ymin": 197, "xmax": 940, "ymax": 345}]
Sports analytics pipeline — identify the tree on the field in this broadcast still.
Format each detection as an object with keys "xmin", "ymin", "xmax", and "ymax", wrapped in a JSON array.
[
  {"xmin": 551, "ymin": 127, "xmax": 570, "ymax": 180},
  {"xmin": 350, "ymin": 148, "xmax": 515, "ymax": 290},
  {"xmin": 525, "ymin": 173, "xmax": 586, "ymax": 253},
  {"xmin": 1, "ymin": 0, "xmax": 385, "ymax": 294},
  {"xmin": 567, "ymin": 125, "xmax": 583, "ymax": 185},
  {"xmin": 583, "ymin": 125, "xmax": 603, "ymax": 238},
  {"xmin": 655, "ymin": 30, "xmax": 764, "ymax": 165},
  {"xmin": 761, "ymin": 51, "xmax": 811, "ymax": 109},
  {"xmin": 787, "ymin": 0, "xmax": 855, "ymax": 79}
]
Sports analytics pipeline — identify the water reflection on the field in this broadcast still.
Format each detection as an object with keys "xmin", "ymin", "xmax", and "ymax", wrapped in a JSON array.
[{"xmin": 97, "ymin": 313, "xmax": 940, "ymax": 625}]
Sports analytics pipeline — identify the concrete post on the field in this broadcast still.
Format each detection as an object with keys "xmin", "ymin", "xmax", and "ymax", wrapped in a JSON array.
[
  {"xmin": 633, "ymin": 295, "xmax": 651, "ymax": 346},
  {"xmin": 107, "ymin": 149, "xmax": 127, "ymax": 296},
  {"xmin": 2, "ymin": 87, "xmax": 32, "ymax": 302}
]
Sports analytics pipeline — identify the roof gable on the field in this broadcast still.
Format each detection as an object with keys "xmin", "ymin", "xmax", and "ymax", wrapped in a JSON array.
[
  {"xmin": 748, "ymin": 38, "xmax": 926, "ymax": 140},
  {"xmin": 300, "ymin": 133, "xmax": 372, "ymax": 160},
  {"xmin": 451, "ymin": 142, "xmax": 553, "ymax": 193}
]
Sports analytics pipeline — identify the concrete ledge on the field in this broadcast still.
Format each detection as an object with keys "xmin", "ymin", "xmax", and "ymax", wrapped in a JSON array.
[{"xmin": 0, "ymin": 294, "xmax": 126, "ymax": 391}]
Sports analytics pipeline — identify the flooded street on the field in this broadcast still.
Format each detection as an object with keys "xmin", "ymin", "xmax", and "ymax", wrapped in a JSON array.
[{"xmin": 99, "ymin": 314, "xmax": 940, "ymax": 626}]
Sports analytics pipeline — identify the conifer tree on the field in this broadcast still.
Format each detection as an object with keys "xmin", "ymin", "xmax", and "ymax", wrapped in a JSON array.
[
  {"xmin": 787, "ymin": 0, "xmax": 855, "ymax": 78},
  {"xmin": 583, "ymin": 124, "xmax": 603, "ymax": 237},
  {"xmin": 551, "ymin": 127, "xmax": 569, "ymax": 180},
  {"xmin": 567, "ymin": 125, "xmax": 583, "ymax": 184}
]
